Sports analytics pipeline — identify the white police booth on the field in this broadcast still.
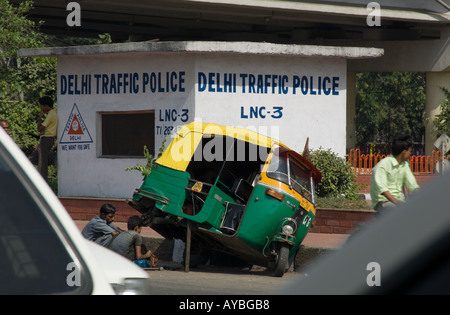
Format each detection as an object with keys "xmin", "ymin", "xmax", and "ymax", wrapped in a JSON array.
[{"xmin": 28, "ymin": 41, "xmax": 383, "ymax": 198}]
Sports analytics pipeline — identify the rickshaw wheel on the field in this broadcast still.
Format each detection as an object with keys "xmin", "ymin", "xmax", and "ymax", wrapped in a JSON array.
[{"xmin": 274, "ymin": 244, "xmax": 290, "ymax": 277}]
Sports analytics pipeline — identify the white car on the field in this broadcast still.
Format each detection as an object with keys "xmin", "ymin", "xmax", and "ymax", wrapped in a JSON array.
[{"xmin": 0, "ymin": 127, "xmax": 151, "ymax": 294}]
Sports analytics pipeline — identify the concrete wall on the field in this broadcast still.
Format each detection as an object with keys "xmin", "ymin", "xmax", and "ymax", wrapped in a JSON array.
[
  {"xmin": 57, "ymin": 53, "xmax": 195, "ymax": 198},
  {"xmin": 194, "ymin": 54, "xmax": 347, "ymax": 155}
]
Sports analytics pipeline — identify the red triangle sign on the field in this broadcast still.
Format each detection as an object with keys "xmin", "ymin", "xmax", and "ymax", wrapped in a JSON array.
[
  {"xmin": 59, "ymin": 103, "xmax": 93, "ymax": 144},
  {"xmin": 68, "ymin": 114, "xmax": 84, "ymax": 135}
]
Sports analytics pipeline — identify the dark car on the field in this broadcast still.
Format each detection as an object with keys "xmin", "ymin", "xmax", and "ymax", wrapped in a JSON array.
[{"xmin": 281, "ymin": 171, "xmax": 450, "ymax": 294}]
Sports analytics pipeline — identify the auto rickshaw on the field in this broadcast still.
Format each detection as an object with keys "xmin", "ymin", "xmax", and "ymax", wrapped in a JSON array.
[{"xmin": 128, "ymin": 122, "xmax": 321, "ymax": 276}]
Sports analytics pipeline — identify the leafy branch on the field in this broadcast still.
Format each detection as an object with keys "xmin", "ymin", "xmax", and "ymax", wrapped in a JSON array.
[{"xmin": 125, "ymin": 137, "xmax": 167, "ymax": 179}]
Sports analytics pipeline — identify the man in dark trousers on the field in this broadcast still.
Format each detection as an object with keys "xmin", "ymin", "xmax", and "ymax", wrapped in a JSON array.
[{"xmin": 29, "ymin": 96, "xmax": 58, "ymax": 182}]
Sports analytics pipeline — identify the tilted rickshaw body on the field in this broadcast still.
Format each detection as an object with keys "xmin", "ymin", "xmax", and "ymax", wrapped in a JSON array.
[{"xmin": 129, "ymin": 122, "xmax": 321, "ymax": 276}]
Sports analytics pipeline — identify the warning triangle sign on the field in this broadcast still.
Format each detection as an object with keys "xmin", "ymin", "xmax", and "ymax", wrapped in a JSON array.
[
  {"xmin": 59, "ymin": 103, "xmax": 93, "ymax": 144},
  {"xmin": 68, "ymin": 114, "xmax": 84, "ymax": 135}
]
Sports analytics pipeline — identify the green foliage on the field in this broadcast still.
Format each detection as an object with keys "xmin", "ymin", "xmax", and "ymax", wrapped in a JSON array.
[
  {"xmin": 355, "ymin": 72, "xmax": 426, "ymax": 147},
  {"xmin": 0, "ymin": 1, "xmax": 113, "ymax": 154},
  {"xmin": 0, "ymin": 0, "xmax": 56, "ymax": 153},
  {"xmin": 97, "ymin": 33, "xmax": 112, "ymax": 44},
  {"xmin": 0, "ymin": 0, "xmax": 44, "ymax": 66},
  {"xmin": 47, "ymin": 33, "xmax": 112, "ymax": 46},
  {"xmin": 126, "ymin": 138, "xmax": 167, "ymax": 179},
  {"xmin": 0, "ymin": 98, "xmax": 40, "ymax": 154},
  {"xmin": 310, "ymin": 147, "xmax": 361, "ymax": 200},
  {"xmin": 47, "ymin": 165, "xmax": 58, "ymax": 194},
  {"xmin": 433, "ymin": 87, "xmax": 450, "ymax": 139},
  {"xmin": 0, "ymin": 1, "xmax": 113, "ymax": 194},
  {"xmin": 125, "ymin": 145, "xmax": 155, "ymax": 179}
]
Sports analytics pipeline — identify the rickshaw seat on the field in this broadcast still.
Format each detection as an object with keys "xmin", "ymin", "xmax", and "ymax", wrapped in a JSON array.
[
  {"xmin": 231, "ymin": 179, "xmax": 253, "ymax": 203},
  {"xmin": 220, "ymin": 202, "xmax": 245, "ymax": 235},
  {"xmin": 191, "ymin": 193, "xmax": 205, "ymax": 215}
]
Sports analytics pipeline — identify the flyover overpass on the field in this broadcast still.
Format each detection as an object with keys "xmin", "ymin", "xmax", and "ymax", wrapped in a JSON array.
[{"xmin": 12, "ymin": 0, "xmax": 450, "ymax": 43}]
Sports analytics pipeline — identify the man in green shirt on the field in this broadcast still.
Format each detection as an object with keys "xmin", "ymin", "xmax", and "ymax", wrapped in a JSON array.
[{"xmin": 370, "ymin": 135, "xmax": 420, "ymax": 212}]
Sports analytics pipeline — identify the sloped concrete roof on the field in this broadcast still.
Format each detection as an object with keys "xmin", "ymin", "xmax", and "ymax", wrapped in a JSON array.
[{"xmin": 19, "ymin": 40, "xmax": 384, "ymax": 60}]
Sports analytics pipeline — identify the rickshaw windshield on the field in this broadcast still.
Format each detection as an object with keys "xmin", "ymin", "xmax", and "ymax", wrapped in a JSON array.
[{"xmin": 266, "ymin": 148, "xmax": 314, "ymax": 201}]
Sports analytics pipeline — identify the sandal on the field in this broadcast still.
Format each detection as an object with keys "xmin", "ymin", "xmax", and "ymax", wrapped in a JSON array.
[{"xmin": 150, "ymin": 254, "xmax": 158, "ymax": 268}]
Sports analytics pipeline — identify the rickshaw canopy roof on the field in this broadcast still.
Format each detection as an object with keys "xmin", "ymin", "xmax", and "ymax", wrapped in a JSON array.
[
  {"xmin": 156, "ymin": 122, "xmax": 289, "ymax": 172},
  {"xmin": 156, "ymin": 122, "xmax": 321, "ymax": 184}
]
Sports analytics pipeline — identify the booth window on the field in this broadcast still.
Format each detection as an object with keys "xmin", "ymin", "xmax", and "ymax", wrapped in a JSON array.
[{"xmin": 100, "ymin": 111, "xmax": 155, "ymax": 157}]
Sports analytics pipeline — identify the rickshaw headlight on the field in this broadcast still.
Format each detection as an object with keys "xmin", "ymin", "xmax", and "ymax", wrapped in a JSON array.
[
  {"xmin": 281, "ymin": 219, "xmax": 297, "ymax": 235},
  {"xmin": 282, "ymin": 224, "xmax": 294, "ymax": 235}
]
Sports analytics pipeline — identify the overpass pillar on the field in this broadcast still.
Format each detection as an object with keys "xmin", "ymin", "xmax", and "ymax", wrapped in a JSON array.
[
  {"xmin": 425, "ymin": 71, "xmax": 450, "ymax": 155},
  {"xmin": 346, "ymin": 71, "xmax": 357, "ymax": 152}
]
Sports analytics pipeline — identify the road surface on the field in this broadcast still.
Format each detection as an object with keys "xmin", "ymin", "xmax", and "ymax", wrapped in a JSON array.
[{"xmin": 146, "ymin": 263, "xmax": 304, "ymax": 295}]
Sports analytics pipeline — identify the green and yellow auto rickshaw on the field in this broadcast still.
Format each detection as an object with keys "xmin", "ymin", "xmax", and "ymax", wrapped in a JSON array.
[{"xmin": 128, "ymin": 122, "xmax": 321, "ymax": 276}]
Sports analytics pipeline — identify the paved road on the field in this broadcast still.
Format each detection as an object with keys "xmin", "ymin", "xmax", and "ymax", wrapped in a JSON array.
[{"xmin": 146, "ymin": 263, "xmax": 304, "ymax": 295}]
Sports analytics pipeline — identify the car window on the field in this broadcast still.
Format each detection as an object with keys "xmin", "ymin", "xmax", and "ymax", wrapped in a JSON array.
[{"xmin": 0, "ymin": 144, "xmax": 91, "ymax": 294}]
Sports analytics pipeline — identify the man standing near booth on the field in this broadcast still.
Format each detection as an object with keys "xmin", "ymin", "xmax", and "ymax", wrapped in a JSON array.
[
  {"xmin": 29, "ymin": 96, "xmax": 58, "ymax": 182},
  {"xmin": 0, "ymin": 119, "xmax": 10, "ymax": 136}
]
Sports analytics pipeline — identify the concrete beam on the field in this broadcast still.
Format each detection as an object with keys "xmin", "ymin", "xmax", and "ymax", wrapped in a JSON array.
[
  {"xmin": 348, "ymin": 37, "xmax": 450, "ymax": 72},
  {"xmin": 19, "ymin": 40, "xmax": 384, "ymax": 60},
  {"xmin": 187, "ymin": 0, "xmax": 450, "ymax": 23}
]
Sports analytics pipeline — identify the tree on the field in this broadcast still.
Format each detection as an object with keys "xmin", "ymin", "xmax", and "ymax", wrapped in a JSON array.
[
  {"xmin": 355, "ymin": 72, "xmax": 426, "ymax": 152},
  {"xmin": 0, "ymin": 0, "xmax": 56, "ymax": 153}
]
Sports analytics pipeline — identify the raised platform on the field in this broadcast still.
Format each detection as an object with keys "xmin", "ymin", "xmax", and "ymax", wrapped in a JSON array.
[{"xmin": 61, "ymin": 197, "xmax": 374, "ymax": 235}]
